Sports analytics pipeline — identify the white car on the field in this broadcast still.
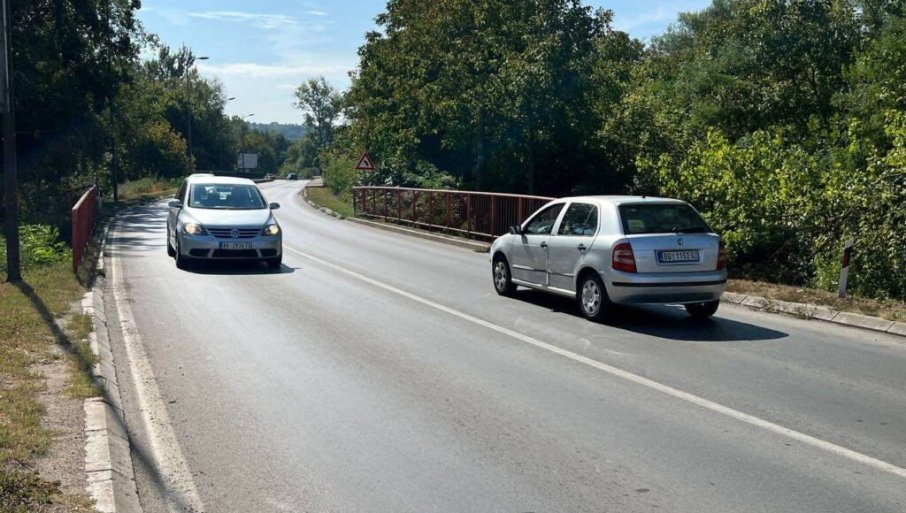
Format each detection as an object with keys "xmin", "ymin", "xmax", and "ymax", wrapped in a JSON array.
[
  {"xmin": 490, "ymin": 196, "xmax": 727, "ymax": 321},
  {"xmin": 167, "ymin": 175, "xmax": 283, "ymax": 270}
]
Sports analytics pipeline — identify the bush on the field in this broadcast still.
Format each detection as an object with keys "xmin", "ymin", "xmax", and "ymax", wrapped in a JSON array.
[
  {"xmin": 118, "ymin": 177, "xmax": 179, "ymax": 200},
  {"xmin": 0, "ymin": 224, "xmax": 71, "ymax": 273}
]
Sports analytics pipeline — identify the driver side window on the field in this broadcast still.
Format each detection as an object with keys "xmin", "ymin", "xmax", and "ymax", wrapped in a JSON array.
[{"xmin": 524, "ymin": 204, "xmax": 564, "ymax": 235}]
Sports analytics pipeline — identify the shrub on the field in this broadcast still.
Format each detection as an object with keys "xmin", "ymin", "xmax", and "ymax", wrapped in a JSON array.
[{"xmin": 0, "ymin": 224, "xmax": 71, "ymax": 273}]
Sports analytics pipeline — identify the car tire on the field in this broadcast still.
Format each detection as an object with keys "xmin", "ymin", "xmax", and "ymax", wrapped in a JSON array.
[
  {"xmin": 492, "ymin": 255, "xmax": 517, "ymax": 296},
  {"xmin": 175, "ymin": 239, "xmax": 188, "ymax": 270},
  {"xmin": 577, "ymin": 272, "xmax": 613, "ymax": 322},
  {"xmin": 266, "ymin": 256, "xmax": 282, "ymax": 270},
  {"xmin": 166, "ymin": 230, "xmax": 176, "ymax": 257},
  {"xmin": 685, "ymin": 300, "xmax": 719, "ymax": 320}
]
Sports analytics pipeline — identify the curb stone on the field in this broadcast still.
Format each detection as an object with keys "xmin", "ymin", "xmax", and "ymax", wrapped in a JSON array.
[
  {"xmin": 722, "ymin": 291, "xmax": 905, "ymax": 339},
  {"xmin": 82, "ymin": 234, "xmax": 143, "ymax": 512}
]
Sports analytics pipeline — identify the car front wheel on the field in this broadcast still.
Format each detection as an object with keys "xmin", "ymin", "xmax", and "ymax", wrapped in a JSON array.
[
  {"xmin": 174, "ymin": 238, "xmax": 188, "ymax": 270},
  {"xmin": 578, "ymin": 273, "xmax": 613, "ymax": 322},
  {"xmin": 266, "ymin": 256, "xmax": 282, "ymax": 270},
  {"xmin": 166, "ymin": 229, "xmax": 176, "ymax": 257},
  {"xmin": 685, "ymin": 300, "xmax": 719, "ymax": 320},
  {"xmin": 492, "ymin": 255, "xmax": 517, "ymax": 296}
]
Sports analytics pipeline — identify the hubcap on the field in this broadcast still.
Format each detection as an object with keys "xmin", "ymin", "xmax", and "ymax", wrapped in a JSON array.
[
  {"xmin": 494, "ymin": 261, "xmax": 508, "ymax": 290},
  {"xmin": 581, "ymin": 280, "xmax": 600, "ymax": 315}
]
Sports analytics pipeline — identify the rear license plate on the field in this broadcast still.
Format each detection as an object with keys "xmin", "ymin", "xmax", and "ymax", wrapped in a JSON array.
[
  {"xmin": 220, "ymin": 242, "xmax": 253, "ymax": 250},
  {"xmin": 657, "ymin": 250, "xmax": 700, "ymax": 264}
]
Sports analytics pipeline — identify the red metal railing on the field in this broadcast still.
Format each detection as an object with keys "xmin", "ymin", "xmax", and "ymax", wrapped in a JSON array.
[
  {"xmin": 352, "ymin": 186, "xmax": 555, "ymax": 240},
  {"xmin": 72, "ymin": 185, "xmax": 99, "ymax": 272}
]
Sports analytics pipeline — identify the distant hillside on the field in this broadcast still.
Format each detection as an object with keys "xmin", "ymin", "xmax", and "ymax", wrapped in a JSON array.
[{"xmin": 249, "ymin": 122, "xmax": 307, "ymax": 141}]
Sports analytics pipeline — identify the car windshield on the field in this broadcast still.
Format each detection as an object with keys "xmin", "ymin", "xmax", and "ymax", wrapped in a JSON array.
[
  {"xmin": 619, "ymin": 203, "xmax": 712, "ymax": 235},
  {"xmin": 188, "ymin": 184, "xmax": 265, "ymax": 210}
]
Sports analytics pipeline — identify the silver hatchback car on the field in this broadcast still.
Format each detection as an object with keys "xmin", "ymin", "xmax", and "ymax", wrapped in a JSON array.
[
  {"xmin": 167, "ymin": 175, "xmax": 283, "ymax": 270},
  {"xmin": 490, "ymin": 196, "xmax": 727, "ymax": 321}
]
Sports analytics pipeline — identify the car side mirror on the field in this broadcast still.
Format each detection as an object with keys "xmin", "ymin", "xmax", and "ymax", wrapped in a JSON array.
[
  {"xmin": 168, "ymin": 200, "xmax": 182, "ymax": 209},
  {"xmin": 508, "ymin": 225, "xmax": 523, "ymax": 235},
  {"xmin": 269, "ymin": 202, "xmax": 280, "ymax": 210}
]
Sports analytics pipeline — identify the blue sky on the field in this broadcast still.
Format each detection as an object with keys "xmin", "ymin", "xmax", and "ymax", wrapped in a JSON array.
[{"xmin": 138, "ymin": 1, "xmax": 711, "ymax": 124}]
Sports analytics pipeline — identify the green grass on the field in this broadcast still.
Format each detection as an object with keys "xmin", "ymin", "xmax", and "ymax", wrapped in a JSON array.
[
  {"xmin": 0, "ymin": 260, "xmax": 98, "ymax": 512},
  {"xmin": 306, "ymin": 186, "xmax": 356, "ymax": 218},
  {"xmin": 117, "ymin": 177, "xmax": 178, "ymax": 202}
]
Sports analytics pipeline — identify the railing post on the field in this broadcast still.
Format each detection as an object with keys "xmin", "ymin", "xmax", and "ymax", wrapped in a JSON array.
[
  {"xmin": 490, "ymin": 196, "xmax": 496, "ymax": 236},
  {"xmin": 428, "ymin": 191, "xmax": 434, "ymax": 226},
  {"xmin": 412, "ymin": 190, "xmax": 417, "ymax": 223},
  {"xmin": 517, "ymin": 197, "xmax": 524, "ymax": 223},
  {"xmin": 466, "ymin": 194, "xmax": 472, "ymax": 235},
  {"xmin": 397, "ymin": 189, "xmax": 402, "ymax": 221},
  {"xmin": 446, "ymin": 192, "xmax": 451, "ymax": 230}
]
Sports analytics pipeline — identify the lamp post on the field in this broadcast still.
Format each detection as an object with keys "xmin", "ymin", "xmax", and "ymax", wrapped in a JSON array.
[
  {"xmin": 185, "ymin": 55, "xmax": 209, "ymax": 172},
  {"xmin": 1, "ymin": 0, "xmax": 20, "ymax": 282}
]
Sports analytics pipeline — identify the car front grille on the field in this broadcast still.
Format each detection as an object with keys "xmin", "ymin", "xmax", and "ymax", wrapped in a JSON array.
[
  {"xmin": 212, "ymin": 249, "xmax": 259, "ymax": 258},
  {"xmin": 207, "ymin": 228, "xmax": 261, "ymax": 239}
]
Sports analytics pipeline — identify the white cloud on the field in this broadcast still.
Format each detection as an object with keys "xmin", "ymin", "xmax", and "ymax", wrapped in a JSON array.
[
  {"xmin": 198, "ymin": 62, "xmax": 352, "ymax": 79},
  {"xmin": 308, "ymin": 10, "xmax": 329, "ymax": 17},
  {"xmin": 186, "ymin": 11, "xmax": 297, "ymax": 30}
]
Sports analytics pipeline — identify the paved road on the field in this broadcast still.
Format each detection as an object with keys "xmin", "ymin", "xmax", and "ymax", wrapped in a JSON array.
[{"xmin": 105, "ymin": 180, "xmax": 906, "ymax": 513}]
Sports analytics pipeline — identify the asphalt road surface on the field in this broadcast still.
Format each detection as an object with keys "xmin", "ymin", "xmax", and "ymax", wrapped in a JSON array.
[{"xmin": 104, "ymin": 180, "xmax": 906, "ymax": 513}]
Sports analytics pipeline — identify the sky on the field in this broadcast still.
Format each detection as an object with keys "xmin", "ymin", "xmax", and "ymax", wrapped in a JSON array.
[{"xmin": 137, "ymin": 1, "xmax": 712, "ymax": 124}]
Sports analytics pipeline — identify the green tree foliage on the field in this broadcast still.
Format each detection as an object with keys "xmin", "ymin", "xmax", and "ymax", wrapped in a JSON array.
[{"xmin": 345, "ymin": 0, "xmax": 637, "ymax": 194}]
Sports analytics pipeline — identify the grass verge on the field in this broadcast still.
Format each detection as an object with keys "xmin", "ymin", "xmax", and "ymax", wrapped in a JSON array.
[
  {"xmin": 306, "ymin": 186, "xmax": 356, "ymax": 219},
  {"xmin": 117, "ymin": 177, "xmax": 178, "ymax": 203},
  {"xmin": 727, "ymin": 279, "xmax": 906, "ymax": 322},
  {"xmin": 0, "ymin": 260, "xmax": 98, "ymax": 513}
]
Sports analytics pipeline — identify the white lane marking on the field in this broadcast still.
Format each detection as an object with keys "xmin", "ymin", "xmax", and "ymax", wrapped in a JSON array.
[
  {"xmin": 110, "ymin": 223, "xmax": 206, "ymax": 512},
  {"xmin": 284, "ymin": 245, "xmax": 906, "ymax": 480}
]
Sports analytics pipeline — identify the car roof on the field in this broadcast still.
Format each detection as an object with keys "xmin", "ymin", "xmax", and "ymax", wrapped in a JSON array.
[
  {"xmin": 185, "ymin": 175, "xmax": 257, "ymax": 186},
  {"xmin": 551, "ymin": 195, "xmax": 687, "ymax": 206}
]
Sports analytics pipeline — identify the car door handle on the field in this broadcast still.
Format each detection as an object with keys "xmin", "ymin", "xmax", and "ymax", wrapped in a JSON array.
[
  {"xmin": 577, "ymin": 244, "xmax": 587, "ymax": 252},
  {"xmin": 540, "ymin": 242, "xmax": 548, "ymax": 249}
]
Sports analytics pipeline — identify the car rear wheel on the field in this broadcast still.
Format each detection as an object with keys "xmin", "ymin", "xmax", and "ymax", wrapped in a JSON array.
[
  {"xmin": 578, "ymin": 273, "xmax": 613, "ymax": 322},
  {"xmin": 266, "ymin": 256, "xmax": 282, "ymax": 270},
  {"xmin": 492, "ymin": 255, "xmax": 517, "ymax": 296},
  {"xmin": 685, "ymin": 300, "xmax": 719, "ymax": 320}
]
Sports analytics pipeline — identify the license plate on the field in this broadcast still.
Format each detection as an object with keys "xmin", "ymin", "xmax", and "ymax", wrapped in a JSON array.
[
  {"xmin": 220, "ymin": 242, "xmax": 253, "ymax": 250},
  {"xmin": 657, "ymin": 250, "xmax": 700, "ymax": 264}
]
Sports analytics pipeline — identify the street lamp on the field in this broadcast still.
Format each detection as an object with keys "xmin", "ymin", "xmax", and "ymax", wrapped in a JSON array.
[
  {"xmin": 238, "ymin": 114, "xmax": 255, "ymax": 173},
  {"xmin": 185, "ymin": 55, "xmax": 209, "ymax": 172}
]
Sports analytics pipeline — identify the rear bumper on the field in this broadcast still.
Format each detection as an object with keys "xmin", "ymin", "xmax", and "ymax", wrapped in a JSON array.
[
  {"xmin": 606, "ymin": 270, "xmax": 726, "ymax": 305},
  {"xmin": 178, "ymin": 234, "xmax": 282, "ymax": 260}
]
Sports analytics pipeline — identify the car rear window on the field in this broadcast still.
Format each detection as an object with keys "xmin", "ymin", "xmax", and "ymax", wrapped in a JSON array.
[{"xmin": 618, "ymin": 203, "xmax": 711, "ymax": 235}]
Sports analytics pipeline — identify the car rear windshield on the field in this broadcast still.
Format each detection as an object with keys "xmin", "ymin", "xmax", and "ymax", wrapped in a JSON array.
[
  {"xmin": 189, "ymin": 184, "xmax": 266, "ymax": 210},
  {"xmin": 618, "ymin": 203, "xmax": 712, "ymax": 235}
]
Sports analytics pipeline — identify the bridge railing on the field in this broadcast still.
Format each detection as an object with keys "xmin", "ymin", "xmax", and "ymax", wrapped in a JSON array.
[
  {"xmin": 72, "ymin": 185, "xmax": 99, "ymax": 272},
  {"xmin": 352, "ymin": 186, "xmax": 555, "ymax": 240}
]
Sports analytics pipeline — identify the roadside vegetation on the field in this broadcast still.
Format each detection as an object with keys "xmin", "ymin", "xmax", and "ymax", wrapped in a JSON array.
[
  {"xmin": 305, "ymin": 186, "xmax": 356, "ymax": 219},
  {"xmin": 0, "ymin": 230, "xmax": 98, "ymax": 512}
]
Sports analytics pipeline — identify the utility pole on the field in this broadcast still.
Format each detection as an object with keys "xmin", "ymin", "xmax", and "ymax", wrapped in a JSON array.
[
  {"xmin": 106, "ymin": 0, "xmax": 119, "ymax": 204},
  {"xmin": 185, "ymin": 54, "xmax": 208, "ymax": 173},
  {"xmin": 1, "ymin": 0, "xmax": 20, "ymax": 282}
]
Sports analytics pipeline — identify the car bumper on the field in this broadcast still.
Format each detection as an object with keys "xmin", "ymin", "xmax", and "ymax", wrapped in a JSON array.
[
  {"xmin": 605, "ymin": 270, "xmax": 727, "ymax": 305},
  {"xmin": 178, "ymin": 234, "xmax": 282, "ymax": 260}
]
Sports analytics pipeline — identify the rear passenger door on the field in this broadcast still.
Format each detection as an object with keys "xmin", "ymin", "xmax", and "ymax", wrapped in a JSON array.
[{"xmin": 547, "ymin": 202, "xmax": 599, "ymax": 292}]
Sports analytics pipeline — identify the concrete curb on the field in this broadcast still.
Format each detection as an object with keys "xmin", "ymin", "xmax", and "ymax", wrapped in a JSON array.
[
  {"xmin": 82, "ymin": 226, "xmax": 143, "ymax": 513},
  {"xmin": 721, "ymin": 291, "xmax": 905, "ymax": 338}
]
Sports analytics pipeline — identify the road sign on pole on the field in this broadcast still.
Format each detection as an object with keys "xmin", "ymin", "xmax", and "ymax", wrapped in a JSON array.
[{"xmin": 355, "ymin": 152, "xmax": 375, "ymax": 172}]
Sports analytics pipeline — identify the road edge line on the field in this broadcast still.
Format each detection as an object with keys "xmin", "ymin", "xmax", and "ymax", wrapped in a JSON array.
[
  {"xmin": 108, "ymin": 220, "xmax": 206, "ymax": 513},
  {"xmin": 285, "ymin": 244, "xmax": 906, "ymax": 480}
]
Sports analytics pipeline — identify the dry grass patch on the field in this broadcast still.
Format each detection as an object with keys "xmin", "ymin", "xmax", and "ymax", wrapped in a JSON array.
[
  {"xmin": 306, "ymin": 186, "xmax": 356, "ymax": 219},
  {"xmin": 727, "ymin": 279, "xmax": 906, "ymax": 322}
]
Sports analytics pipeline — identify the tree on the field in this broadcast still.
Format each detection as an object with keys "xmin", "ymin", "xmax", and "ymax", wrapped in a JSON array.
[{"xmin": 294, "ymin": 77, "xmax": 341, "ymax": 153}]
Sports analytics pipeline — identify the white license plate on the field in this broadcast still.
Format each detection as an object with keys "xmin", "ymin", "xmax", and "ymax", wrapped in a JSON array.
[
  {"xmin": 657, "ymin": 250, "xmax": 700, "ymax": 264},
  {"xmin": 220, "ymin": 242, "xmax": 253, "ymax": 250}
]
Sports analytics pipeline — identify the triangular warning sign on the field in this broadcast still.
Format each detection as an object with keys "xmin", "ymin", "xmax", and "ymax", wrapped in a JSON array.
[{"xmin": 355, "ymin": 152, "xmax": 376, "ymax": 171}]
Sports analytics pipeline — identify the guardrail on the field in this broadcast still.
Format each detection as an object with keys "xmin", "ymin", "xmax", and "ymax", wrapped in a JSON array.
[
  {"xmin": 352, "ymin": 186, "xmax": 554, "ymax": 240},
  {"xmin": 72, "ymin": 185, "xmax": 99, "ymax": 272}
]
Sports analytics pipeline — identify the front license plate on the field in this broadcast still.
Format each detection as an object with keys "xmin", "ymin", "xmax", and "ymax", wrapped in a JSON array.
[
  {"xmin": 657, "ymin": 250, "xmax": 700, "ymax": 264},
  {"xmin": 220, "ymin": 242, "xmax": 253, "ymax": 250}
]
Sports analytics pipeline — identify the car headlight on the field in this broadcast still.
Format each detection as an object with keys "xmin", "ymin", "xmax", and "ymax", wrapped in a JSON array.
[
  {"xmin": 183, "ymin": 222, "xmax": 207, "ymax": 235},
  {"xmin": 262, "ymin": 224, "xmax": 280, "ymax": 236}
]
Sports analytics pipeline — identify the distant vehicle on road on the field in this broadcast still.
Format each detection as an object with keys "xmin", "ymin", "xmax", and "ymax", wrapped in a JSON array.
[
  {"xmin": 490, "ymin": 196, "xmax": 726, "ymax": 321},
  {"xmin": 287, "ymin": 173, "xmax": 298, "ymax": 180},
  {"xmin": 265, "ymin": 173, "xmax": 276, "ymax": 180},
  {"xmin": 167, "ymin": 175, "xmax": 283, "ymax": 270}
]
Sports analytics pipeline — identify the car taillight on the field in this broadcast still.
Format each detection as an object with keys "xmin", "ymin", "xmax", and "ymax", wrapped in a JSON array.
[
  {"xmin": 717, "ymin": 240, "xmax": 727, "ymax": 271},
  {"xmin": 612, "ymin": 242, "xmax": 637, "ymax": 273}
]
